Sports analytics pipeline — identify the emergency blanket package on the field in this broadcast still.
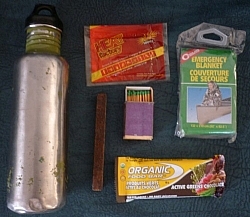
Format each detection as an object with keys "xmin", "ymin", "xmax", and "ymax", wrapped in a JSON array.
[
  {"xmin": 84, "ymin": 23, "xmax": 170, "ymax": 86},
  {"xmin": 175, "ymin": 23, "xmax": 246, "ymax": 143},
  {"xmin": 115, "ymin": 155, "xmax": 225, "ymax": 203}
]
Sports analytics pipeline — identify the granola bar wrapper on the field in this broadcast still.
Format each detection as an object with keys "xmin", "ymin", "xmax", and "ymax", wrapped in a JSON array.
[{"xmin": 115, "ymin": 155, "xmax": 226, "ymax": 203}]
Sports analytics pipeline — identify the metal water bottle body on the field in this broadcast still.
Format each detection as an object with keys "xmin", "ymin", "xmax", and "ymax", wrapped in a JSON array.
[
  {"xmin": 7, "ymin": 55, "xmax": 68, "ymax": 214},
  {"xmin": 7, "ymin": 4, "xmax": 69, "ymax": 214}
]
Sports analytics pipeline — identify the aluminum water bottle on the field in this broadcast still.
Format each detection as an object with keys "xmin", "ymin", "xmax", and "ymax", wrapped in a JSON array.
[{"xmin": 7, "ymin": 4, "xmax": 69, "ymax": 214}]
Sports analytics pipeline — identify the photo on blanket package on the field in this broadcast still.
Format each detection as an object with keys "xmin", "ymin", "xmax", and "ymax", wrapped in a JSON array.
[{"xmin": 187, "ymin": 85, "xmax": 232, "ymax": 125}]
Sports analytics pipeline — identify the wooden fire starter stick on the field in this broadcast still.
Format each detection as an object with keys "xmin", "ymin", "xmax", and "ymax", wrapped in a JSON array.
[{"xmin": 92, "ymin": 93, "xmax": 107, "ymax": 191}]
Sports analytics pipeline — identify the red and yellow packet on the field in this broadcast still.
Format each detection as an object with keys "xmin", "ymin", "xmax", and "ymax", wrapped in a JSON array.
[{"xmin": 84, "ymin": 23, "xmax": 170, "ymax": 86}]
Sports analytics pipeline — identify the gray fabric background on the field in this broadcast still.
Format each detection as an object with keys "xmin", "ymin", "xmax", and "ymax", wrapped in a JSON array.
[{"xmin": 1, "ymin": 0, "xmax": 250, "ymax": 216}]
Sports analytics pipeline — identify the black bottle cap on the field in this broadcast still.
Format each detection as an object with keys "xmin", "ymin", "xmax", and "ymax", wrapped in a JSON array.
[{"xmin": 25, "ymin": 4, "xmax": 63, "ymax": 31}]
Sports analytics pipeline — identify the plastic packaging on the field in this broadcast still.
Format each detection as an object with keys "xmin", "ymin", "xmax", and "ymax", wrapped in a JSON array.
[
  {"xmin": 84, "ymin": 23, "xmax": 170, "ymax": 86},
  {"xmin": 175, "ymin": 23, "xmax": 246, "ymax": 143}
]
